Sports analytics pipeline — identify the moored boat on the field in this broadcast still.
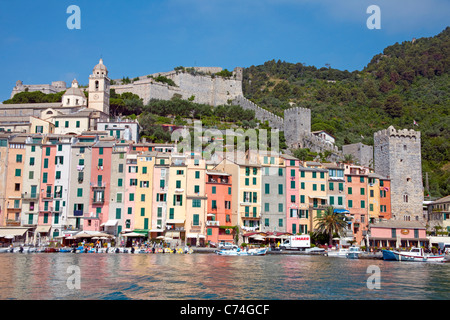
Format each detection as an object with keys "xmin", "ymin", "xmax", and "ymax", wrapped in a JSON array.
[
  {"xmin": 382, "ymin": 247, "xmax": 444, "ymax": 262},
  {"xmin": 325, "ymin": 248, "xmax": 349, "ymax": 257},
  {"xmin": 346, "ymin": 246, "xmax": 362, "ymax": 259},
  {"xmin": 216, "ymin": 247, "xmax": 268, "ymax": 256}
]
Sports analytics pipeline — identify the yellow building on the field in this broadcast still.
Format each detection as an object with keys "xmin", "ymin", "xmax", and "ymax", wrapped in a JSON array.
[
  {"xmin": 215, "ymin": 152, "xmax": 261, "ymax": 233},
  {"xmin": 134, "ymin": 151, "xmax": 156, "ymax": 231},
  {"xmin": 299, "ymin": 161, "xmax": 328, "ymax": 233},
  {"xmin": 185, "ymin": 154, "xmax": 208, "ymax": 246}
]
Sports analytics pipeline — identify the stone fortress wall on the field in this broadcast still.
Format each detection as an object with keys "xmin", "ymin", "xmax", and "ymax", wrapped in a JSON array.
[
  {"xmin": 374, "ymin": 126, "xmax": 424, "ymax": 221},
  {"xmin": 9, "ymin": 65, "xmax": 341, "ymax": 155},
  {"xmin": 110, "ymin": 67, "xmax": 244, "ymax": 107},
  {"xmin": 10, "ymin": 80, "xmax": 67, "ymax": 99}
]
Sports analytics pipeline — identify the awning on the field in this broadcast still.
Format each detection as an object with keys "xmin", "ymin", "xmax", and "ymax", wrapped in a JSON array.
[
  {"xmin": 186, "ymin": 233, "xmax": 205, "ymax": 239},
  {"xmin": 35, "ymin": 225, "xmax": 51, "ymax": 233},
  {"xmin": 101, "ymin": 220, "xmax": 119, "ymax": 227},
  {"xmin": 166, "ymin": 219, "xmax": 184, "ymax": 224},
  {"xmin": 122, "ymin": 232, "xmax": 145, "ymax": 237},
  {"xmin": 166, "ymin": 231, "xmax": 180, "ymax": 238},
  {"xmin": 0, "ymin": 228, "xmax": 28, "ymax": 237},
  {"xmin": 334, "ymin": 209, "xmax": 350, "ymax": 214}
]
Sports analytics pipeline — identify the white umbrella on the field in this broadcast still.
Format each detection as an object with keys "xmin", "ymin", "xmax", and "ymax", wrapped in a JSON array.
[{"xmin": 122, "ymin": 232, "xmax": 145, "ymax": 237}]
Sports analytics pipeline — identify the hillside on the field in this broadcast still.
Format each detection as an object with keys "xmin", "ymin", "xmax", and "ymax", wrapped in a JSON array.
[{"xmin": 242, "ymin": 27, "xmax": 450, "ymax": 199}]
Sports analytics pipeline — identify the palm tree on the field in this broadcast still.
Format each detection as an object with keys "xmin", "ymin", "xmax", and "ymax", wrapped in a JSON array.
[{"xmin": 314, "ymin": 206, "xmax": 348, "ymax": 246}]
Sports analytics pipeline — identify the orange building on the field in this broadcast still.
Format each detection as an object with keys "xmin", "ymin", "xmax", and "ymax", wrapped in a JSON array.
[{"xmin": 205, "ymin": 171, "xmax": 234, "ymax": 245}]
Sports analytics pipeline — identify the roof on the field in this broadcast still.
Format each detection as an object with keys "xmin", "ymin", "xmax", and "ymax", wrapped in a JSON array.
[
  {"xmin": 432, "ymin": 195, "xmax": 450, "ymax": 205},
  {"xmin": 369, "ymin": 220, "xmax": 426, "ymax": 229}
]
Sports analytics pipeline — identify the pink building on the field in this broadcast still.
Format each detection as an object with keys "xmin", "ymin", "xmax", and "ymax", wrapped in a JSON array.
[
  {"xmin": 369, "ymin": 220, "xmax": 428, "ymax": 249},
  {"xmin": 86, "ymin": 143, "xmax": 112, "ymax": 231},
  {"xmin": 283, "ymin": 155, "xmax": 302, "ymax": 234}
]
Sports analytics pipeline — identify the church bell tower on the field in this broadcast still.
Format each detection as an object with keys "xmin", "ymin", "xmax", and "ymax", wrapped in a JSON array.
[{"xmin": 88, "ymin": 59, "xmax": 110, "ymax": 114}]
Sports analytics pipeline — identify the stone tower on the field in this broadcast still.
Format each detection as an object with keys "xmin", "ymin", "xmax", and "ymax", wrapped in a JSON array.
[
  {"xmin": 374, "ymin": 126, "xmax": 424, "ymax": 222},
  {"xmin": 283, "ymin": 107, "xmax": 311, "ymax": 148},
  {"xmin": 88, "ymin": 59, "xmax": 110, "ymax": 114}
]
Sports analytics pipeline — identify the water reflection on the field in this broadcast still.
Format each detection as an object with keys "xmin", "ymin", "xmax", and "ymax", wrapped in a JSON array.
[{"xmin": 0, "ymin": 254, "xmax": 449, "ymax": 300}]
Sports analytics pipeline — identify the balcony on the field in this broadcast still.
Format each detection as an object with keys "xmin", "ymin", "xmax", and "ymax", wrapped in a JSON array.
[
  {"xmin": 22, "ymin": 192, "xmax": 39, "ymax": 200},
  {"xmin": 206, "ymin": 220, "xmax": 220, "ymax": 227},
  {"xmin": 42, "ymin": 193, "xmax": 53, "ymax": 199},
  {"xmin": 92, "ymin": 197, "xmax": 105, "ymax": 204},
  {"xmin": 6, "ymin": 219, "xmax": 21, "ymax": 227},
  {"xmin": 73, "ymin": 210, "xmax": 83, "ymax": 217}
]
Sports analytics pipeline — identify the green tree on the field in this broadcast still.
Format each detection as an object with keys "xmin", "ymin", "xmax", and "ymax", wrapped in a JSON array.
[{"xmin": 314, "ymin": 206, "xmax": 348, "ymax": 246}]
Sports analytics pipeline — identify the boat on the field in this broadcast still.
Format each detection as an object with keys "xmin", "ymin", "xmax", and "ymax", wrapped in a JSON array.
[
  {"xmin": 382, "ymin": 247, "xmax": 445, "ymax": 262},
  {"xmin": 216, "ymin": 247, "xmax": 268, "ymax": 256},
  {"xmin": 346, "ymin": 246, "xmax": 362, "ymax": 259},
  {"xmin": 325, "ymin": 248, "xmax": 349, "ymax": 257}
]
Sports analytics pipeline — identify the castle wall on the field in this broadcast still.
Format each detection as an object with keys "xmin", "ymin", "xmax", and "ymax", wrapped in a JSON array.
[
  {"xmin": 374, "ymin": 126, "xmax": 424, "ymax": 221},
  {"xmin": 342, "ymin": 143, "xmax": 373, "ymax": 168},
  {"xmin": 111, "ymin": 67, "xmax": 243, "ymax": 106}
]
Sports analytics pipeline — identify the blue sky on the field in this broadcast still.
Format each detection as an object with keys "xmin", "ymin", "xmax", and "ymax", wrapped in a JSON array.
[{"xmin": 0, "ymin": 0, "xmax": 448, "ymax": 101}]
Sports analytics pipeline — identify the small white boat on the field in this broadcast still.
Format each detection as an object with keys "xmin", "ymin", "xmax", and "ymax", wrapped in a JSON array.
[
  {"xmin": 383, "ymin": 247, "xmax": 445, "ymax": 262},
  {"xmin": 346, "ymin": 246, "xmax": 362, "ymax": 259},
  {"xmin": 216, "ymin": 247, "xmax": 268, "ymax": 256},
  {"xmin": 326, "ymin": 248, "xmax": 349, "ymax": 257}
]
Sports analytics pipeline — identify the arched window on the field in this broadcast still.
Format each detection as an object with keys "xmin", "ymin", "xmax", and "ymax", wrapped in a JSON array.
[{"xmin": 95, "ymin": 81, "xmax": 99, "ymax": 90}]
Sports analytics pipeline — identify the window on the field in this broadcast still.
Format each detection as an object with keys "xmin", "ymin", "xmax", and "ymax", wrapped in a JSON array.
[
  {"xmin": 15, "ymin": 169, "xmax": 21, "ymax": 177},
  {"xmin": 194, "ymin": 185, "xmax": 200, "ymax": 193},
  {"xmin": 65, "ymin": 121, "xmax": 69, "ymax": 128},
  {"xmin": 195, "ymin": 171, "xmax": 200, "ymax": 179},
  {"xmin": 347, "ymin": 176, "xmax": 352, "ymax": 183},
  {"xmin": 312, "ymin": 172, "xmax": 317, "ymax": 179},
  {"xmin": 329, "ymin": 196, "xmax": 334, "ymax": 205},
  {"xmin": 16, "ymin": 154, "xmax": 22, "ymax": 163},
  {"xmin": 278, "ymin": 203, "xmax": 283, "ymax": 212},
  {"xmin": 300, "ymin": 195, "xmax": 305, "ymax": 203},
  {"xmin": 129, "ymin": 193, "xmax": 134, "ymax": 201},
  {"xmin": 264, "ymin": 184, "xmax": 270, "ymax": 194},
  {"xmin": 117, "ymin": 193, "xmax": 123, "ymax": 203},
  {"xmin": 76, "ymin": 121, "xmax": 80, "ymax": 128},
  {"xmin": 291, "ymin": 195, "xmax": 295, "ymax": 203},
  {"xmin": 320, "ymin": 184, "xmax": 325, "ymax": 191},
  {"xmin": 329, "ymin": 182, "xmax": 334, "ymax": 191},
  {"xmin": 290, "ymin": 181, "xmax": 295, "ymax": 189},
  {"xmin": 193, "ymin": 214, "xmax": 199, "ymax": 226},
  {"xmin": 192, "ymin": 199, "xmax": 201, "ymax": 208},
  {"xmin": 348, "ymin": 187, "xmax": 352, "ymax": 195},
  {"xmin": 253, "ymin": 177, "xmax": 257, "ymax": 185},
  {"xmin": 212, "ymin": 186, "xmax": 216, "ymax": 194},
  {"xmin": 348, "ymin": 200, "xmax": 353, "ymax": 208},
  {"xmin": 301, "ymin": 182, "xmax": 305, "ymax": 189},
  {"xmin": 320, "ymin": 172, "xmax": 325, "ymax": 179},
  {"xmin": 265, "ymin": 203, "xmax": 270, "ymax": 212},
  {"xmin": 312, "ymin": 184, "xmax": 317, "ymax": 191},
  {"xmin": 291, "ymin": 169, "xmax": 295, "ymax": 177},
  {"xmin": 403, "ymin": 194, "xmax": 409, "ymax": 203},
  {"xmin": 278, "ymin": 184, "xmax": 283, "ymax": 195},
  {"xmin": 211, "ymin": 200, "xmax": 217, "ymax": 209},
  {"xmin": 360, "ymin": 176, "xmax": 364, "ymax": 183},
  {"xmin": 245, "ymin": 178, "xmax": 249, "ymax": 186},
  {"xmin": 118, "ymin": 178, "xmax": 123, "ymax": 187},
  {"xmin": 43, "ymin": 158, "xmax": 48, "ymax": 168},
  {"xmin": 176, "ymin": 180, "xmax": 181, "ymax": 189},
  {"xmin": 140, "ymin": 194, "xmax": 145, "ymax": 202},
  {"xmin": 142, "ymin": 166, "xmax": 147, "ymax": 174},
  {"xmin": 265, "ymin": 219, "xmax": 269, "ymax": 227},
  {"xmin": 116, "ymin": 208, "xmax": 121, "ymax": 219},
  {"xmin": 279, "ymin": 219, "xmax": 283, "ymax": 227},
  {"xmin": 360, "ymin": 188, "xmax": 365, "ymax": 195},
  {"xmin": 361, "ymin": 200, "xmax": 365, "ymax": 209}
]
